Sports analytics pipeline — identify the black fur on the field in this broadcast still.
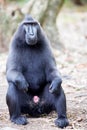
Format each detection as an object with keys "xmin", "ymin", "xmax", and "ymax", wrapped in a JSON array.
[{"xmin": 6, "ymin": 15, "xmax": 69, "ymax": 128}]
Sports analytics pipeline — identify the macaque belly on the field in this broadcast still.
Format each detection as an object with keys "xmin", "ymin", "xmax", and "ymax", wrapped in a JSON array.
[{"xmin": 24, "ymin": 69, "xmax": 46, "ymax": 91}]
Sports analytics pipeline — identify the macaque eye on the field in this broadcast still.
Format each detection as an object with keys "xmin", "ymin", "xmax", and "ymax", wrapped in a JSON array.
[
  {"xmin": 31, "ymin": 23, "xmax": 34, "ymax": 26},
  {"xmin": 23, "ymin": 23, "xmax": 35, "ymax": 31}
]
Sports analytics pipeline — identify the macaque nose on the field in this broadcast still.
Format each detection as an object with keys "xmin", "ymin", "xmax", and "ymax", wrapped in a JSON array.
[{"xmin": 29, "ymin": 26, "xmax": 34, "ymax": 36}]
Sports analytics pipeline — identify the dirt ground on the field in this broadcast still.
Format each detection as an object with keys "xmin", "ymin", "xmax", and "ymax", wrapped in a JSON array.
[{"xmin": 0, "ymin": 9, "xmax": 87, "ymax": 130}]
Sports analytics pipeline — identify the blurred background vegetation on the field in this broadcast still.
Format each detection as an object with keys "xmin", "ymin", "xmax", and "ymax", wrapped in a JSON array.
[
  {"xmin": 0, "ymin": 0, "xmax": 87, "ymax": 52},
  {"xmin": 0, "ymin": 1, "xmax": 87, "ymax": 129}
]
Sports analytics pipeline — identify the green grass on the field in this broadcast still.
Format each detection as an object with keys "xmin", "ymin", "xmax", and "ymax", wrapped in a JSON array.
[
  {"xmin": 63, "ymin": 0, "xmax": 87, "ymax": 12},
  {"xmin": 7, "ymin": 0, "xmax": 29, "ymax": 6},
  {"xmin": 16, "ymin": 0, "xmax": 29, "ymax": 6}
]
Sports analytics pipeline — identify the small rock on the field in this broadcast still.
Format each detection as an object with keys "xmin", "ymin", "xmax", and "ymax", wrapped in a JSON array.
[{"xmin": 77, "ymin": 117, "xmax": 83, "ymax": 122}]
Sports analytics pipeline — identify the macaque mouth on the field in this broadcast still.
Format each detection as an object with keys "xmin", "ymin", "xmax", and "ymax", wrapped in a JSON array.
[
  {"xmin": 26, "ymin": 37, "xmax": 37, "ymax": 45},
  {"xmin": 33, "ymin": 96, "xmax": 40, "ymax": 104}
]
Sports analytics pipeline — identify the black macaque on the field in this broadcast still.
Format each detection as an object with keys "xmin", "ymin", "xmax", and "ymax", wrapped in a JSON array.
[{"xmin": 6, "ymin": 15, "xmax": 69, "ymax": 128}]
